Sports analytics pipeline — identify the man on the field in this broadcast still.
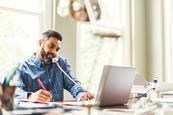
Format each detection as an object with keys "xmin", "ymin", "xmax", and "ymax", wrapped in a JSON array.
[{"xmin": 15, "ymin": 30, "xmax": 94, "ymax": 102}]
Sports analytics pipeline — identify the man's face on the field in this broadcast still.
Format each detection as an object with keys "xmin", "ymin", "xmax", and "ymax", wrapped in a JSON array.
[{"xmin": 40, "ymin": 37, "xmax": 61, "ymax": 64}]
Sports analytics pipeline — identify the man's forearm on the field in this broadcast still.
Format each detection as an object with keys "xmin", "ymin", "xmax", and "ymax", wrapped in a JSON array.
[{"xmin": 15, "ymin": 87, "xmax": 29, "ymax": 99}]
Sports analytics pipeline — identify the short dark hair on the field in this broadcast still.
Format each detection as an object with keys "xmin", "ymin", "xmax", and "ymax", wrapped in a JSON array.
[{"xmin": 42, "ymin": 30, "xmax": 62, "ymax": 41}]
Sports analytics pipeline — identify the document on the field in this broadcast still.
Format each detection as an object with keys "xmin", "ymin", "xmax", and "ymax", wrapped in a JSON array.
[{"xmin": 15, "ymin": 99, "xmax": 59, "ymax": 109}]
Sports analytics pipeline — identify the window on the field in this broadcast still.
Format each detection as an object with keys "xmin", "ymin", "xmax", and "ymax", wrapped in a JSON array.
[
  {"xmin": 0, "ymin": 0, "xmax": 44, "ymax": 78},
  {"xmin": 77, "ymin": 23, "xmax": 124, "ymax": 91}
]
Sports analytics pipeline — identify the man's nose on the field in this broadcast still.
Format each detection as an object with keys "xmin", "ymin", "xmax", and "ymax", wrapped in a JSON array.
[{"xmin": 50, "ymin": 49, "xmax": 57, "ymax": 56}]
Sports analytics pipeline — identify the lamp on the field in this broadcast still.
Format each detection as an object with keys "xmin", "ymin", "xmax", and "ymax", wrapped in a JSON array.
[{"xmin": 57, "ymin": 0, "xmax": 101, "ymax": 22}]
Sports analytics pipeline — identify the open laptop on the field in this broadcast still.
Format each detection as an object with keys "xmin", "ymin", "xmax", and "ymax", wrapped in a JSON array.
[{"xmin": 63, "ymin": 65, "xmax": 136, "ymax": 107}]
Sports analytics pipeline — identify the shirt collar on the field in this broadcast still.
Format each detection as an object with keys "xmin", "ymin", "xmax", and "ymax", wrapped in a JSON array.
[
  {"xmin": 31, "ymin": 53, "xmax": 53, "ymax": 68},
  {"xmin": 31, "ymin": 53, "xmax": 42, "ymax": 67}
]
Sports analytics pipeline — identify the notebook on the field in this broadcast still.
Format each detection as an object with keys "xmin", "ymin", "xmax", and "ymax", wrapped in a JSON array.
[{"xmin": 63, "ymin": 65, "xmax": 136, "ymax": 107}]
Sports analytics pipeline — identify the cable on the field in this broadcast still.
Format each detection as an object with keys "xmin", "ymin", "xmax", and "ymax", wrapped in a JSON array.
[
  {"xmin": 52, "ymin": 57, "xmax": 79, "ymax": 85},
  {"xmin": 134, "ymin": 87, "xmax": 156, "ymax": 100}
]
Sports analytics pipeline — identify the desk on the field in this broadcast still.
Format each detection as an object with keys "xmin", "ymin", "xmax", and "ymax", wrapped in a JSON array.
[
  {"xmin": 47, "ymin": 103, "xmax": 135, "ymax": 115},
  {"xmin": 3, "ymin": 97, "xmax": 173, "ymax": 115},
  {"xmin": 7, "ymin": 99, "xmax": 146, "ymax": 115},
  {"xmin": 2, "ymin": 99, "xmax": 135, "ymax": 115}
]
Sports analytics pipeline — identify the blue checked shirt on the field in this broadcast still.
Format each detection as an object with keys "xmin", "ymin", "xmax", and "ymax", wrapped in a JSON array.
[{"xmin": 15, "ymin": 53, "xmax": 86, "ymax": 101}]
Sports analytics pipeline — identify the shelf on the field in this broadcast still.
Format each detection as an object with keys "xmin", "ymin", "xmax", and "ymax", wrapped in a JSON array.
[{"xmin": 93, "ymin": 32, "xmax": 121, "ymax": 38}]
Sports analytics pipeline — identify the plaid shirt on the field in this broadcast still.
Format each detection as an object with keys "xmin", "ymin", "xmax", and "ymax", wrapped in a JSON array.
[{"xmin": 15, "ymin": 53, "xmax": 86, "ymax": 101}]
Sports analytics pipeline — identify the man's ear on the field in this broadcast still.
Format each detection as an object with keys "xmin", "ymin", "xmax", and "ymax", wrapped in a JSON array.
[{"xmin": 38, "ymin": 39, "xmax": 44, "ymax": 46}]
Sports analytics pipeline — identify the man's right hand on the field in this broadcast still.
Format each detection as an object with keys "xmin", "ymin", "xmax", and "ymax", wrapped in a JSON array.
[{"xmin": 28, "ymin": 89, "xmax": 52, "ymax": 102}]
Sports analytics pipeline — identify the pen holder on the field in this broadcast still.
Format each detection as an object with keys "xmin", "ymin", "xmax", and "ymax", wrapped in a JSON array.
[{"xmin": 0, "ymin": 84, "xmax": 15, "ymax": 111}]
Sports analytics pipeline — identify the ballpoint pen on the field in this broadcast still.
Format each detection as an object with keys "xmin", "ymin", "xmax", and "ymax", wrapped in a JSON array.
[
  {"xmin": 36, "ymin": 79, "xmax": 46, "ymax": 90},
  {"xmin": 37, "ymin": 79, "xmax": 53, "ymax": 101}
]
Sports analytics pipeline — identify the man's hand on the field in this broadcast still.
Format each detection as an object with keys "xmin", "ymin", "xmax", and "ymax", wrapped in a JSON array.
[
  {"xmin": 77, "ymin": 91, "xmax": 95, "ymax": 101},
  {"xmin": 28, "ymin": 89, "xmax": 52, "ymax": 102}
]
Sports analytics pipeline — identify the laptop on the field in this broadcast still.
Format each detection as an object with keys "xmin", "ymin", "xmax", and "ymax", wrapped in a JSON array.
[{"xmin": 63, "ymin": 65, "xmax": 136, "ymax": 107}]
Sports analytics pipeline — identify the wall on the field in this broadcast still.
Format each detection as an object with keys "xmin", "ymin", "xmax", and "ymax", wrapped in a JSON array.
[
  {"xmin": 132, "ymin": 0, "xmax": 165, "ymax": 82},
  {"xmin": 131, "ymin": 0, "xmax": 147, "ymax": 80},
  {"xmin": 145, "ymin": 0, "xmax": 164, "ymax": 81},
  {"xmin": 55, "ymin": 17, "xmax": 77, "ymax": 73},
  {"xmin": 163, "ymin": 0, "xmax": 173, "ymax": 82}
]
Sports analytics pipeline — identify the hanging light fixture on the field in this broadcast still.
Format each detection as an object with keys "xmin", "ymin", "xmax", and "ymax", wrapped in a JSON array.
[
  {"xmin": 57, "ymin": 0, "xmax": 101, "ymax": 22},
  {"xmin": 57, "ymin": 0, "xmax": 71, "ymax": 17}
]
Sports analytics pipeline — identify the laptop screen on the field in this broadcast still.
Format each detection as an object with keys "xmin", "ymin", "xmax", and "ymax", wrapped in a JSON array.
[{"xmin": 96, "ymin": 65, "xmax": 136, "ymax": 106}]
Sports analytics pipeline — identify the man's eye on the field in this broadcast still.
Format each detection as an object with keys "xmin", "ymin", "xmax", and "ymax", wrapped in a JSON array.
[
  {"xmin": 47, "ymin": 45, "xmax": 54, "ymax": 49},
  {"xmin": 56, "ymin": 48, "xmax": 60, "ymax": 51}
]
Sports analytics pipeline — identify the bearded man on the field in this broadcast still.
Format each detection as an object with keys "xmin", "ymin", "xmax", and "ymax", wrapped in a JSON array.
[{"xmin": 15, "ymin": 30, "xmax": 94, "ymax": 102}]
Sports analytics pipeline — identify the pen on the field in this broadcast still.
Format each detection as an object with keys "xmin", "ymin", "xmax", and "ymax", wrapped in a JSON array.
[{"xmin": 36, "ymin": 79, "xmax": 46, "ymax": 90}]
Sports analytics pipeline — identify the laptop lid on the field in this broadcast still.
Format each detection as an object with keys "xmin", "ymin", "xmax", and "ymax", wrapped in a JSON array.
[{"xmin": 96, "ymin": 65, "xmax": 136, "ymax": 106}]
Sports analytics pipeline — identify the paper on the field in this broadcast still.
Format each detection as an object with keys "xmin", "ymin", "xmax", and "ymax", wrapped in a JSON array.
[{"xmin": 15, "ymin": 99, "xmax": 58, "ymax": 109}]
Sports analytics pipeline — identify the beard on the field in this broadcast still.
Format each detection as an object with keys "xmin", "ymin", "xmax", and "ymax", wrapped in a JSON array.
[{"xmin": 40, "ymin": 47, "xmax": 56, "ymax": 65}]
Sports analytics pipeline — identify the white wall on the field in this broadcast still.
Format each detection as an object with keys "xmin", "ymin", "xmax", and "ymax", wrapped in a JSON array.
[
  {"xmin": 55, "ymin": 17, "xmax": 77, "ymax": 72},
  {"xmin": 131, "ymin": 0, "xmax": 147, "ymax": 80},
  {"xmin": 163, "ymin": 0, "xmax": 173, "ymax": 82},
  {"xmin": 145, "ymin": 0, "xmax": 164, "ymax": 81},
  {"xmin": 132, "ymin": 0, "xmax": 165, "ymax": 82}
]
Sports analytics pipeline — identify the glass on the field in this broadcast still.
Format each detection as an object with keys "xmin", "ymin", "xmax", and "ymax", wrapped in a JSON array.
[{"xmin": 0, "ymin": 85, "xmax": 15, "ymax": 110}]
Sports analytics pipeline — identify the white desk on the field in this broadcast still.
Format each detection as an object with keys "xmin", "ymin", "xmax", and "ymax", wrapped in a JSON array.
[
  {"xmin": 3, "ymin": 86, "xmax": 173, "ymax": 115},
  {"xmin": 2, "ymin": 99, "xmax": 173, "ymax": 115}
]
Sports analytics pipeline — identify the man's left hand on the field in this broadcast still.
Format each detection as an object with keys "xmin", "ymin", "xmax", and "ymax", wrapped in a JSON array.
[{"xmin": 77, "ymin": 92, "xmax": 95, "ymax": 101}]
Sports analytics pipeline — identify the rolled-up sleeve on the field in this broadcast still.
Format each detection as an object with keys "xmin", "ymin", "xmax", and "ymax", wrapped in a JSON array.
[
  {"xmin": 15, "ymin": 74, "xmax": 28, "ymax": 99},
  {"xmin": 15, "ymin": 65, "xmax": 30, "ymax": 99}
]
